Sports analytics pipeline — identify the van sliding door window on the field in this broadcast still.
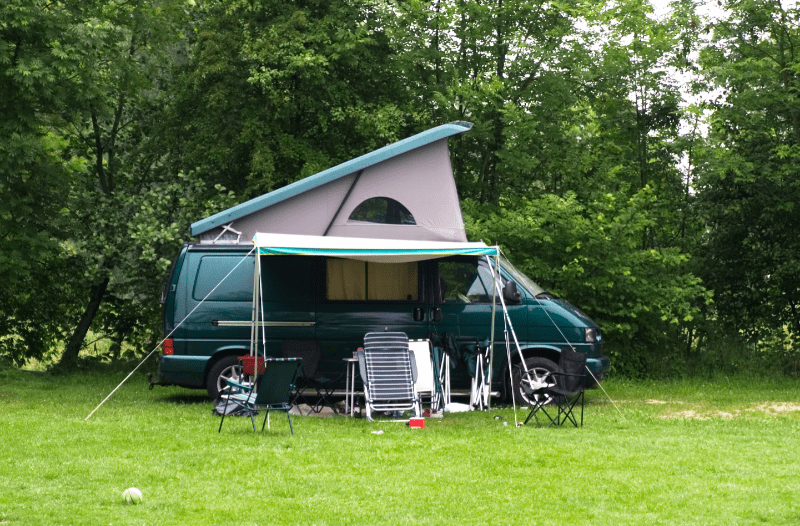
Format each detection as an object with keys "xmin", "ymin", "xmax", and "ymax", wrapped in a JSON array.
[{"xmin": 326, "ymin": 259, "xmax": 418, "ymax": 301}]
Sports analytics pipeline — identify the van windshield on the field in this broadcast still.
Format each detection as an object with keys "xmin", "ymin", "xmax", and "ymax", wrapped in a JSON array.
[{"xmin": 501, "ymin": 256, "xmax": 546, "ymax": 297}]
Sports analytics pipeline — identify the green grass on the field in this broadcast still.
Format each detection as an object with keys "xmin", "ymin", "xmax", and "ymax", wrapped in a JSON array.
[{"xmin": 2, "ymin": 368, "xmax": 800, "ymax": 525}]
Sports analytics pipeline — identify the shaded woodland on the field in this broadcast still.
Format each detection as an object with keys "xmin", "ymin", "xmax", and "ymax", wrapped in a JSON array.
[{"xmin": 3, "ymin": 0, "xmax": 800, "ymax": 377}]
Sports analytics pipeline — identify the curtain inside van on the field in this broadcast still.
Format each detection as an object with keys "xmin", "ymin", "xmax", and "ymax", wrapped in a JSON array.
[
  {"xmin": 327, "ymin": 259, "xmax": 366, "ymax": 300},
  {"xmin": 367, "ymin": 262, "xmax": 418, "ymax": 300},
  {"xmin": 326, "ymin": 259, "xmax": 418, "ymax": 301}
]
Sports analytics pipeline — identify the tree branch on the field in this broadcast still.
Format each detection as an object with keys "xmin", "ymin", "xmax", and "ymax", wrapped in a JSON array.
[{"xmin": 91, "ymin": 111, "xmax": 109, "ymax": 195}]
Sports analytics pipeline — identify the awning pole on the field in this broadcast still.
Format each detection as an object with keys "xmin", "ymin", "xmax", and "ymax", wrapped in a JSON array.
[
  {"xmin": 487, "ymin": 251, "xmax": 499, "ymax": 410},
  {"xmin": 249, "ymin": 248, "xmax": 260, "ymax": 358}
]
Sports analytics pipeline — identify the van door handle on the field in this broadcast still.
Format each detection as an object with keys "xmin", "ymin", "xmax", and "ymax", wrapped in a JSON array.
[{"xmin": 413, "ymin": 307, "xmax": 425, "ymax": 322}]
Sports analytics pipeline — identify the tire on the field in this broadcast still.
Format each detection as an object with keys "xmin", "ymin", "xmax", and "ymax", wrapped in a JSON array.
[
  {"xmin": 206, "ymin": 355, "xmax": 245, "ymax": 400},
  {"xmin": 510, "ymin": 357, "xmax": 558, "ymax": 407}
]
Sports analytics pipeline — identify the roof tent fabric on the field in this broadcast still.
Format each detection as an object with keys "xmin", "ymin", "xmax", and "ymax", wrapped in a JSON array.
[
  {"xmin": 253, "ymin": 233, "xmax": 498, "ymax": 263},
  {"xmin": 192, "ymin": 122, "xmax": 473, "ymax": 244}
]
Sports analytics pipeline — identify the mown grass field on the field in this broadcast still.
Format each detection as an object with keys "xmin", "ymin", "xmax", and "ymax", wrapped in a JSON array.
[{"xmin": 1, "ymin": 366, "xmax": 799, "ymax": 525}]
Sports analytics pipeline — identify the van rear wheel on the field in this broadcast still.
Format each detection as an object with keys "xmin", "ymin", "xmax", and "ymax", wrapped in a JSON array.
[
  {"xmin": 511, "ymin": 357, "xmax": 558, "ymax": 407},
  {"xmin": 207, "ymin": 356, "xmax": 244, "ymax": 400}
]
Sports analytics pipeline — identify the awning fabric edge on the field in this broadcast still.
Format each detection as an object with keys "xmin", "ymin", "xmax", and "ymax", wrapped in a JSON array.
[{"xmin": 252, "ymin": 233, "xmax": 498, "ymax": 262}]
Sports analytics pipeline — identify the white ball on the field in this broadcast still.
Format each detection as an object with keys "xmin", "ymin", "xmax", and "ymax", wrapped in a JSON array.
[{"xmin": 122, "ymin": 487, "xmax": 143, "ymax": 504}]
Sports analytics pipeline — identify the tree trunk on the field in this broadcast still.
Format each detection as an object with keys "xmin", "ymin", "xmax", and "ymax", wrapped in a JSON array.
[{"xmin": 58, "ymin": 276, "xmax": 110, "ymax": 367}]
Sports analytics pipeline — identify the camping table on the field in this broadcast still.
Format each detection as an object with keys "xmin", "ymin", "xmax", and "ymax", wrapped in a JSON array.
[{"xmin": 343, "ymin": 356, "xmax": 359, "ymax": 417}]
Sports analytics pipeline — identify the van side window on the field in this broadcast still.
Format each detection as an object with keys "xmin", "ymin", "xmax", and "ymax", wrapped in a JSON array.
[
  {"xmin": 326, "ymin": 259, "xmax": 418, "ymax": 301},
  {"xmin": 438, "ymin": 260, "xmax": 497, "ymax": 304},
  {"xmin": 192, "ymin": 256, "xmax": 254, "ymax": 302}
]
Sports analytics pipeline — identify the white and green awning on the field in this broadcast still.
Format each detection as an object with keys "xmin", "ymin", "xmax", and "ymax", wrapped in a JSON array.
[{"xmin": 253, "ymin": 233, "xmax": 498, "ymax": 263}]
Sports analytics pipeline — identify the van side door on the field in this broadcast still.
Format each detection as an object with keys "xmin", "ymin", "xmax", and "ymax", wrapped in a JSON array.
[{"xmin": 315, "ymin": 258, "xmax": 430, "ymax": 380}]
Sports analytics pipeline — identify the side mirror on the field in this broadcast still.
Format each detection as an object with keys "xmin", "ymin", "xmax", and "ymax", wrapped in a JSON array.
[{"xmin": 503, "ymin": 281, "xmax": 521, "ymax": 304}]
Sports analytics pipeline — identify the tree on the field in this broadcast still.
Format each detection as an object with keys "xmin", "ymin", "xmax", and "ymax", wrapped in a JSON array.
[
  {"xmin": 53, "ymin": 0, "xmax": 196, "ymax": 367},
  {"xmin": 161, "ymin": 0, "xmax": 417, "ymax": 201},
  {"xmin": 586, "ymin": 0, "xmax": 693, "ymax": 250},
  {"xmin": 0, "ymin": 0, "xmax": 92, "ymax": 364},
  {"xmin": 696, "ymin": 0, "xmax": 800, "ymax": 343},
  {"xmin": 389, "ymin": 0, "xmax": 596, "ymax": 203}
]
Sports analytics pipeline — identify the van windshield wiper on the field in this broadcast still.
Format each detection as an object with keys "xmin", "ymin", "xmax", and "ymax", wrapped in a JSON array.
[{"xmin": 535, "ymin": 292, "xmax": 559, "ymax": 300}]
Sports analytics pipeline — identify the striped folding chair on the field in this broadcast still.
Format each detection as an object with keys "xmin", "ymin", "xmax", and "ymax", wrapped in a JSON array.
[{"xmin": 357, "ymin": 332, "xmax": 421, "ymax": 422}]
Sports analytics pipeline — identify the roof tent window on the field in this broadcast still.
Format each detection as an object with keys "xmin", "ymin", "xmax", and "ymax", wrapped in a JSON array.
[{"xmin": 349, "ymin": 197, "xmax": 416, "ymax": 225}]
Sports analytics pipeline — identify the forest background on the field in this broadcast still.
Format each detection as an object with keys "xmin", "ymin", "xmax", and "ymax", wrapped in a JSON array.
[{"xmin": 3, "ymin": 0, "xmax": 800, "ymax": 378}]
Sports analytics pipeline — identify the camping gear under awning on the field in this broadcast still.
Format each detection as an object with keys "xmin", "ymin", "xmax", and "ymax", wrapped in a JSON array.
[{"xmin": 252, "ymin": 232, "xmax": 499, "ymax": 263}]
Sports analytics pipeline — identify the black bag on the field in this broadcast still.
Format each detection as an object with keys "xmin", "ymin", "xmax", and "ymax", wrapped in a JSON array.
[{"xmin": 213, "ymin": 398, "xmax": 255, "ymax": 417}]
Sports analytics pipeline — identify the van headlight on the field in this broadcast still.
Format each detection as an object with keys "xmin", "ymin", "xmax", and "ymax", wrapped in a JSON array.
[{"xmin": 584, "ymin": 328, "xmax": 598, "ymax": 343}]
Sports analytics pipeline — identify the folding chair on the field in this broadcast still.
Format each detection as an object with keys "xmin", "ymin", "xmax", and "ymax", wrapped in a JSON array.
[
  {"xmin": 431, "ymin": 341, "xmax": 451, "ymax": 410},
  {"xmin": 409, "ymin": 339, "xmax": 439, "ymax": 412},
  {"xmin": 358, "ymin": 332, "xmax": 421, "ymax": 421},
  {"xmin": 428, "ymin": 332, "xmax": 454, "ymax": 409},
  {"xmin": 282, "ymin": 340, "xmax": 343, "ymax": 415},
  {"xmin": 469, "ymin": 339, "xmax": 491, "ymax": 411},
  {"xmin": 523, "ymin": 347, "xmax": 587, "ymax": 427},
  {"xmin": 218, "ymin": 357, "xmax": 302, "ymax": 434}
]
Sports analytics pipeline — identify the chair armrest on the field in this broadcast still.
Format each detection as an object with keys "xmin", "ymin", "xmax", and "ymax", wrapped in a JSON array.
[
  {"xmin": 547, "ymin": 371, "xmax": 587, "ymax": 388},
  {"xmin": 223, "ymin": 378, "xmax": 253, "ymax": 392}
]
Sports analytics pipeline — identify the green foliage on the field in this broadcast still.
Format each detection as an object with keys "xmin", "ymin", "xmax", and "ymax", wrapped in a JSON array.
[
  {"xmin": 3, "ymin": 0, "xmax": 800, "ymax": 379},
  {"xmin": 163, "ymin": 0, "xmax": 418, "ymax": 200},
  {"xmin": 389, "ymin": 0, "xmax": 595, "ymax": 204},
  {"xmin": 0, "ymin": 0, "xmax": 93, "ymax": 364},
  {"xmin": 696, "ymin": 0, "xmax": 800, "ymax": 344},
  {"xmin": 464, "ymin": 188, "xmax": 711, "ymax": 376}
]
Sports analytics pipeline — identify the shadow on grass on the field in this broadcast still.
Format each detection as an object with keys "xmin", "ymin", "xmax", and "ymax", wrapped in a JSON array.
[{"xmin": 154, "ymin": 393, "xmax": 210, "ymax": 405}]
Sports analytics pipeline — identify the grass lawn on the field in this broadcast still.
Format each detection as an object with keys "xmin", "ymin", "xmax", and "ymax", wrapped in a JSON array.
[{"xmin": 1, "ymin": 367, "xmax": 799, "ymax": 526}]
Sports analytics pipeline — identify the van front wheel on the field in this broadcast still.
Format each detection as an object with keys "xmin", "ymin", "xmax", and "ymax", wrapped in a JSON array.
[
  {"xmin": 511, "ymin": 357, "xmax": 558, "ymax": 407},
  {"xmin": 207, "ymin": 356, "xmax": 244, "ymax": 400}
]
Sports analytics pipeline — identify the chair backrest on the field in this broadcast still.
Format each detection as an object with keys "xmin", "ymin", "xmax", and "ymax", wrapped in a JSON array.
[
  {"xmin": 253, "ymin": 358, "xmax": 302, "ymax": 406},
  {"xmin": 362, "ymin": 332, "xmax": 415, "ymax": 402},
  {"xmin": 409, "ymin": 339, "xmax": 435, "ymax": 393},
  {"xmin": 558, "ymin": 348, "xmax": 587, "ymax": 392},
  {"xmin": 281, "ymin": 340, "xmax": 320, "ymax": 379}
]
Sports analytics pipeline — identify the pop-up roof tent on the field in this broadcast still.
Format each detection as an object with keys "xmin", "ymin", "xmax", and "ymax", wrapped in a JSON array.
[{"xmin": 190, "ymin": 122, "xmax": 473, "ymax": 244}]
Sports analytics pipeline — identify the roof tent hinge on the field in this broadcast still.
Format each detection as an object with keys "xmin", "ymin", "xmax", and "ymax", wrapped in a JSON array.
[{"xmin": 210, "ymin": 222, "xmax": 242, "ymax": 244}]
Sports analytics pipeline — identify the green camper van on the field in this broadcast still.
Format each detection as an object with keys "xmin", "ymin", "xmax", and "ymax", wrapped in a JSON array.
[
  {"xmin": 156, "ymin": 242, "xmax": 609, "ymax": 401},
  {"xmin": 155, "ymin": 123, "xmax": 609, "ymax": 401}
]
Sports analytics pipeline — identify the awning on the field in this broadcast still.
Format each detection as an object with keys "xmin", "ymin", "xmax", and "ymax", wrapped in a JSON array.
[{"xmin": 253, "ymin": 233, "xmax": 498, "ymax": 263}]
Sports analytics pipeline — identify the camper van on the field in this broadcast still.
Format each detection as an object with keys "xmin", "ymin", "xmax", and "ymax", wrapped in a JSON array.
[
  {"xmin": 156, "ymin": 242, "xmax": 609, "ymax": 401},
  {"xmin": 155, "ymin": 122, "xmax": 609, "ymax": 401}
]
